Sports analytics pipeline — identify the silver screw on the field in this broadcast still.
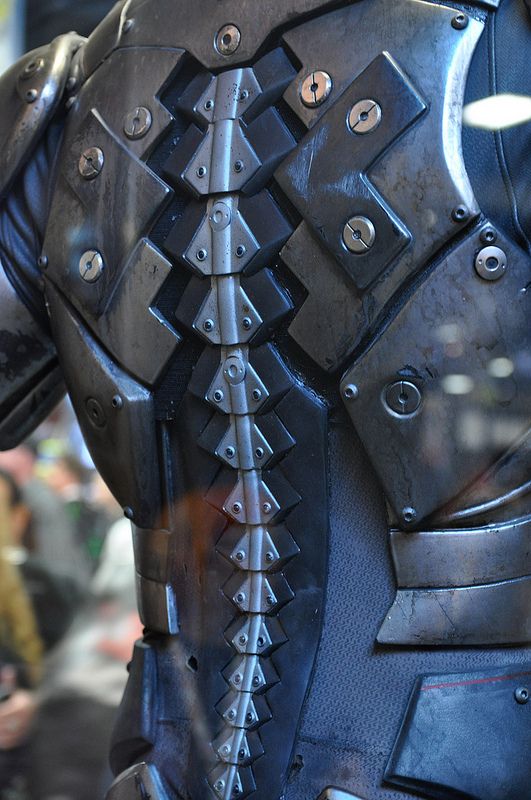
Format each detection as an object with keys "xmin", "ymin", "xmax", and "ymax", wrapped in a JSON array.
[
  {"xmin": 474, "ymin": 246, "xmax": 507, "ymax": 282},
  {"xmin": 300, "ymin": 70, "xmax": 332, "ymax": 108},
  {"xmin": 22, "ymin": 57, "xmax": 44, "ymax": 79},
  {"xmin": 385, "ymin": 380, "xmax": 422, "ymax": 416},
  {"xmin": 79, "ymin": 250, "xmax": 104, "ymax": 283},
  {"xmin": 78, "ymin": 147, "xmax": 104, "ymax": 180},
  {"xmin": 515, "ymin": 687, "xmax": 529, "ymax": 705},
  {"xmin": 343, "ymin": 216, "xmax": 376, "ymax": 254},
  {"xmin": 25, "ymin": 89, "xmax": 38, "ymax": 103},
  {"xmin": 402, "ymin": 507, "xmax": 417, "ymax": 525},
  {"xmin": 123, "ymin": 106, "xmax": 152, "ymax": 140},
  {"xmin": 452, "ymin": 13, "xmax": 468, "ymax": 29},
  {"xmin": 348, "ymin": 99, "xmax": 382, "ymax": 135},
  {"xmin": 215, "ymin": 24, "xmax": 241, "ymax": 56},
  {"xmin": 343, "ymin": 383, "xmax": 359, "ymax": 401}
]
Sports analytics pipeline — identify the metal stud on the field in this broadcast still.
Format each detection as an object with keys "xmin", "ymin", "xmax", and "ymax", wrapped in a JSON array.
[
  {"xmin": 122, "ymin": 18, "xmax": 134, "ymax": 34},
  {"xmin": 85, "ymin": 397, "xmax": 106, "ymax": 428},
  {"xmin": 451, "ymin": 13, "xmax": 469, "ymax": 30},
  {"xmin": 343, "ymin": 384, "xmax": 359, "ymax": 401},
  {"xmin": 480, "ymin": 227, "xmax": 497, "ymax": 245},
  {"xmin": 79, "ymin": 250, "xmax": 104, "ymax": 283},
  {"xmin": 451, "ymin": 205, "xmax": 468, "ymax": 223},
  {"xmin": 25, "ymin": 89, "xmax": 38, "ymax": 103},
  {"xmin": 348, "ymin": 99, "xmax": 382, "ymax": 135},
  {"xmin": 78, "ymin": 147, "xmax": 104, "ymax": 180},
  {"xmin": 514, "ymin": 687, "xmax": 529, "ymax": 705},
  {"xmin": 123, "ymin": 106, "xmax": 152, "ymax": 140},
  {"xmin": 343, "ymin": 216, "xmax": 376, "ymax": 254},
  {"xmin": 300, "ymin": 71, "xmax": 333, "ymax": 108},
  {"xmin": 215, "ymin": 24, "xmax": 241, "ymax": 56},
  {"xmin": 385, "ymin": 380, "xmax": 422, "ymax": 416},
  {"xmin": 475, "ymin": 246, "xmax": 507, "ymax": 282},
  {"xmin": 22, "ymin": 57, "xmax": 44, "ymax": 79},
  {"xmin": 402, "ymin": 507, "xmax": 417, "ymax": 525}
]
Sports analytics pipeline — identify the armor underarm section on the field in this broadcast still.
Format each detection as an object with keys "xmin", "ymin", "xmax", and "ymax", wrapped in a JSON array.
[{"xmin": 0, "ymin": 33, "xmax": 83, "ymax": 449}]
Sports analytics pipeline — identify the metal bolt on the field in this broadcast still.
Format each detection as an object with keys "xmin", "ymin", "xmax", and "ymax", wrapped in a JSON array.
[
  {"xmin": 232, "ymin": 502, "xmax": 242, "ymax": 515},
  {"xmin": 262, "ymin": 502, "xmax": 272, "ymax": 514},
  {"xmin": 236, "ymin": 245, "xmax": 246, "ymax": 258},
  {"xmin": 22, "ymin": 57, "xmax": 44, "ymax": 79},
  {"xmin": 124, "ymin": 506, "xmax": 134, "ymax": 520},
  {"xmin": 215, "ymin": 24, "xmax": 241, "ymax": 56},
  {"xmin": 242, "ymin": 317, "xmax": 252, "ymax": 331},
  {"xmin": 213, "ymin": 390, "xmax": 224, "ymax": 403},
  {"xmin": 343, "ymin": 383, "xmax": 359, "ymax": 401},
  {"xmin": 451, "ymin": 205, "xmax": 468, "ymax": 223},
  {"xmin": 480, "ymin": 227, "xmax": 497, "ymax": 245},
  {"xmin": 234, "ymin": 160, "xmax": 244, "ymax": 173},
  {"xmin": 514, "ymin": 687, "xmax": 529, "ymax": 705},
  {"xmin": 452, "ymin": 13, "xmax": 469, "ymax": 30},
  {"xmin": 475, "ymin": 246, "xmax": 507, "ymax": 282},
  {"xmin": 236, "ymin": 592, "xmax": 245, "ymax": 603},
  {"xmin": 255, "ymin": 447, "xmax": 264, "ymax": 459},
  {"xmin": 235, "ymin": 551, "xmax": 245, "ymax": 562},
  {"xmin": 265, "ymin": 552, "xmax": 274, "ymax": 563},
  {"xmin": 112, "ymin": 394, "xmax": 123, "ymax": 410},
  {"xmin": 203, "ymin": 318, "xmax": 215, "ymax": 332},
  {"xmin": 196, "ymin": 165, "xmax": 207, "ymax": 178},
  {"xmin": 402, "ymin": 507, "xmax": 417, "ymax": 525},
  {"xmin": 85, "ymin": 398, "xmax": 106, "ymax": 428},
  {"xmin": 123, "ymin": 106, "xmax": 152, "ymax": 140},
  {"xmin": 348, "ymin": 99, "xmax": 382, "ymax": 135},
  {"xmin": 252, "ymin": 675, "xmax": 261, "ymax": 686},
  {"xmin": 385, "ymin": 380, "xmax": 422, "ymax": 416},
  {"xmin": 25, "ymin": 89, "xmax": 38, "ymax": 103},
  {"xmin": 78, "ymin": 146, "xmax": 104, "ymax": 180},
  {"xmin": 238, "ymin": 635, "xmax": 247, "ymax": 645},
  {"xmin": 225, "ymin": 446, "xmax": 236, "ymax": 459},
  {"xmin": 122, "ymin": 18, "xmax": 134, "ymax": 33},
  {"xmin": 197, "ymin": 249, "xmax": 208, "ymax": 261},
  {"xmin": 252, "ymin": 389, "xmax": 262, "ymax": 402},
  {"xmin": 343, "ymin": 216, "xmax": 376, "ymax": 254},
  {"xmin": 204, "ymin": 99, "xmax": 214, "ymax": 111},
  {"xmin": 300, "ymin": 70, "xmax": 332, "ymax": 108},
  {"xmin": 79, "ymin": 250, "xmax": 104, "ymax": 283}
]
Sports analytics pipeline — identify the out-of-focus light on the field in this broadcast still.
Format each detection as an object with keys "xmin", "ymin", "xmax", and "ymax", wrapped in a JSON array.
[
  {"xmin": 487, "ymin": 357, "xmax": 514, "ymax": 379},
  {"xmin": 441, "ymin": 374, "xmax": 474, "ymax": 395},
  {"xmin": 463, "ymin": 94, "xmax": 531, "ymax": 131},
  {"xmin": 436, "ymin": 323, "xmax": 461, "ymax": 344}
]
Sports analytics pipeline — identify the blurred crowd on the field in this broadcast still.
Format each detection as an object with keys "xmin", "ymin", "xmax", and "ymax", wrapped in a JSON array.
[
  {"xmin": 0, "ymin": 408, "xmax": 141, "ymax": 800},
  {"xmin": 0, "ymin": 5, "xmax": 136, "ymax": 800}
]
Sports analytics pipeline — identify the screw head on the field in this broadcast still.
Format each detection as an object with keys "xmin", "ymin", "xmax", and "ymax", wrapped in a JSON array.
[
  {"xmin": 252, "ymin": 675, "xmax": 261, "ymax": 686},
  {"xmin": 348, "ymin": 99, "xmax": 382, "ymax": 135},
  {"xmin": 265, "ymin": 551, "xmax": 275, "ymax": 563},
  {"xmin": 452, "ymin": 13, "xmax": 469, "ymax": 30},
  {"xmin": 124, "ymin": 506, "xmax": 134, "ymax": 521},
  {"xmin": 196, "ymin": 165, "xmax": 207, "ymax": 178},
  {"xmin": 343, "ymin": 216, "xmax": 376, "ymax": 254},
  {"xmin": 122, "ymin": 18, "xmax": 134, "ymax": 34},
  {"xmin": 300, "ymin": 70, "xmax": 333, "ymax": 108},
  {"xmin": 78, "ymin": 146, "xmax": 104, "ymax": 180},
  {"xmin": 234, "ymin": 160, "xmax": 244, "ymax": 173},
  {"xmin": 112, "ymin": 394, "xmax": 123, "ymax": 410},
  {"xmin": 252, "ymin": 389, "xmax": 262, "ymax": 402},
  {"xmin": 85, "ymin": 398, "xmax": 106, "ymax": 428},
  {"xmin": 215, "ymin": 24, "xmax": 241, "ymax": 56},
  {"xmin": 343, "ymin": 383, "xmax": 359, "ymax": 401},
  {"xmin": 451, "ymin": 205, "xmax": 469, "ymax": 223},
  {"xmin": 213, "ymin": 389, "xmax": 224, "ymax": 403},
  {"xmin": 225, "ymin": 446, "xmax": 236, "ymax": 459},
  {"xmin": 475, "ymin": 246, "xmax": 507, "ymax": 282},
  {"xmin": 22, "ymin": 57, "xmax": 44, "ymax": 79},
  {"xmin": 402, "ymin": 507, "xmax": 417, "ymax": 525},
  {"xmin": 197, "ymin": 249, "xmax": 208, "ymax": 262},
  {"xmin": 480, "ymin": 226, "xmax": 497, "ymax": 245},
  {"xmin": 232, "ymin": 502, "xmax": 243, "ymax": 515},
  {"xmin": 123, "ymin": 106, "xmax": 152, "ymax": 140},
  {"xmin": 235, "ymin": 551, "xmax": 245, "ymax": 562},
  {"xmin": 236, "ymin": 245, "xmax": 246, "ymax": 258},
  {"xmin": 262, "ymin": 502, "xmax": 272, "ymax": 514},
  {"xmin": 79, "ymin": 250, "xmax": 104, "ymax": 283},
  {"xmin": 242, "ymin": 317, "xmax": 252, "ymax": 331},
  {"xmin": 385, "ymin": 380, "xmax": 422, "ymax": 416},
  {"xmin": 203, "ymin": 318, "xmax": 215, "ymax": 332},
  {"xmin": 515, "ymin": 687, "xmax": 529, "ymax": 705},
  {"xmin": 25, "ymin": 89, "xmax": 38, "ymax": 103},
  {"xmin": 255, "ymin": 447, "xmax": 264, "ymax": 459}
]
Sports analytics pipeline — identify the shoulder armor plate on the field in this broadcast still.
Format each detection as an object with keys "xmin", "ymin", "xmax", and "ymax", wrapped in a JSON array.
[{"xmin": 0, "ymin": 32, "xmax": 83, "ymax": 201}]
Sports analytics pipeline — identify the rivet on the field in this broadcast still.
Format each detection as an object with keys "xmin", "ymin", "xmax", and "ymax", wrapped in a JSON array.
[
  {"xmin": 480, "ymin": 226, "xmax": 497, "ymax": 245},
  {"xmin": 452, "ymin": 13, "xmax": 469, "ymax": 30},
  {"xmin": 348, "ymin": 99, "xmax": 382, "ymax": 135},
  {"xmin": 234, "ymin": 160, "xmax": 244, "ymax": 173},
  {"xmin": 197, "ymin": 248, "xmax": 208, "ymax": 261},
  {"xmin": 232, "ymin": 502, "xmax": 243, "ymax": 515},
  {"xmin": 265, "ymin": 551, "xmax": 274, "ymax": 563},
  {"xmin": 451, "ymin": 205, "xmax": 469, "ymax": 223},
  {"xmin": 196, "ymin": 165, "xmax": 207, "ymax": 178},
  {"xmin": 514, "ymin": 687, "xmax": 529, "ymax": 705},
  {"xmin": 238, "ymin": 748, "xmax": 246, "ymax": 759},
  {"xmin": 343, "ymin": 216, "xmax": 376, "ymax": 253},
  {"xmin": 300, "ymin": 70, "xmax": 332, "ymax": 108},
  {"xmin": 236, "ymin": 592, "xmax": 245, "ymax": 603},
  {"xmin": 25, "ymin": 89, "xmax": 38, "ymax": 103},
  {"xmin": 78, "ymin": 146, "xmax": 104, "ymax": 180},
  {"xmin": 37, "ymin": 255, "xmax": 48, "ymax": 269},
  {"xmin": 474, "ymin": 245, "xmax": 507, "ymax": 282},
  {"xmin": 402, "ymin": 507, "xmax": 417, "ymax": 525},
  {"xmin": 221, "ymin": 745, "xmax": 230, "ymax": 756},
  {"xmin": 124, "ymin": 506, "xmax": 134, "ymax": 520},
  {"xmin": 225, "ymin": 446, "xmax": 236, "ymax": 459},
  {"xmin": 85, "ymin": 397, "xmax": 106, "ymax": 428},
  {"xmin": 215, "ymin": 24, "xmax": 241, "ymax": 56},
  {"xmin": 122, "ymin": 18, "xmax": 134, "ymax": 34},
  {"xmin": 257, "ymin": 636, "xmax": 265, "ymax": 648},
  {"xmin": 252, "ymin": 675, "xmax": 261, "ymax": 686},
  {"xmin": 213, "ymin": 390, "xmax": 224, "ymax": 403},
  {"xmin": 123, "ymin": 106, "xmax": 152, "ymax": 140},
  {"xmin": 227, "ymin": 710, "xmax": 236, "ymax": 721},
  {"xmin": 252, "ymin": 389, "xmax": 262, "ymax": 402},
  {"xmin": 22, "ymin": 57, "xmax": 44, "ymax": 79},
  {"xmin": 343, "ymin": 383, "xmax": 359, "ymax": 401},
  {"xmin": 203, "ymin": 318, "xmax": 215, "ymax": 332},
  {"xmin": 112, "ymin": 394, "xmax": 123, "ymax": 410},
  {"xmin": 79, "ymin": 250, "xmax": 104, "ymax": 283},
  {"xmin": 255, "ymin": 447, "xmax": 264, "ymax": 459},
  {"xmin": 235, "ymin": 550, "xmax": 245, "ymax": 562},
  {"xmin": 246, "ymin": 711, "xmax": 255, "ymax": 723},
  {"xmin": 238, "ymin": 635, "xmax": 247, "ymax": 645},
  {"xmin": 262, "ymin": 502, "xmax": 272, "ymax": 514},
  {"xmin": 385, "ymin": 380, "xmax": 422, "ymax": 417},
  {"xmin": 242, "ymin": 317, "xmax": 252, "ymax": 330},
  {"xmin": 236, "ymin": 245, "xmax": 246, "ymax": 258},
  {"xmin": 266, "ymin": 595, "xmax": 275, "ymax": 606},
  {"xmin": 234, "ymin": 673, "xmax": 242, "ymax": 684},
  {"xmin": 214, "ymin": 778, "xmax": 225, "ymax": 791},
  {"xmin": 204, "ymin": 99, "xmax": 214, "ymax": 111}
]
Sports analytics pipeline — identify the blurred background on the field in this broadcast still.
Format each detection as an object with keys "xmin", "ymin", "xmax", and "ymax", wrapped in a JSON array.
[{"xmin": 0, "ymin": 3, "xmax": 137, "ymax": 799}]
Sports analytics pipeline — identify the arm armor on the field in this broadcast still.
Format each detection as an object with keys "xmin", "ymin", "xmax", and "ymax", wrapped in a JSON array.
[{"xmin": 0, "ymin": 33, "xmax": 83, "ymax": 450}]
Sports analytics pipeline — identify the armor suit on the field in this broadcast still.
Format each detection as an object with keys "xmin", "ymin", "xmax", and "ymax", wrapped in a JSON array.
[{"xmin": 0, "ymin": 1, "xmax": 530, "ymax": 798}]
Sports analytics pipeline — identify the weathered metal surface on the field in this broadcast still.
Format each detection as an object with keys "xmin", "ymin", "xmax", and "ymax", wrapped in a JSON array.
[{"xmin": 106, "ymin": 762, "xmax": 173, "ymax": 800}]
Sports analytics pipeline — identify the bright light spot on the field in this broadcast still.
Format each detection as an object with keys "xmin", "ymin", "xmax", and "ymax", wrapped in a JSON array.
[
  {"xmin": 487, "ymin": 357, "xmax": 514, "ymax": 379},
  {"xmin": 436, "ymin": 323, "xmax": 461, "ymax": 345},
  {"xmin": 463, "ymin": 94, "xmax": 531, "ymax": 131},
  {"xmin": 441, "ymin": 374, "xmax": 474, "ymax": 395}
]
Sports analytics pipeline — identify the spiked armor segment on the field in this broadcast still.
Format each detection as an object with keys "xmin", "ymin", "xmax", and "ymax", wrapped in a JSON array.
[{"xmin": 163, "ymin": 49, "xmax": 307, "ymax": 798}]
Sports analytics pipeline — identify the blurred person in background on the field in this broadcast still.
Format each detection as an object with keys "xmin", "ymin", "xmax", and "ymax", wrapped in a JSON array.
[
  {"xmin": 0, "ymin": 475, "xmax": 43, "ymax": 800},
  {"xmin": 0, "ymin": 469, "xmax": 81, "ymax": 653}
]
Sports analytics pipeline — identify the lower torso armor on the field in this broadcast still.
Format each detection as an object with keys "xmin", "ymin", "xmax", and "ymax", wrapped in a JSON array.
[{"xmin": 6, "ymin": 0, "xmax": 531, "ymax": 798}]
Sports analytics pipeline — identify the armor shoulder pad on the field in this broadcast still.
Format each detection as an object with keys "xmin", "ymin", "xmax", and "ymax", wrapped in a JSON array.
[{"xmin": 0, "ymin": 33, "xmax": 83, "ymax": 201}]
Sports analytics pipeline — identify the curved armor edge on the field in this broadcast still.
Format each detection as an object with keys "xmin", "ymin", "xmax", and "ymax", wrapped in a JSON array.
[{"xmin": 0, "ymin": 32, "xmax": 83, "ymax": 201}]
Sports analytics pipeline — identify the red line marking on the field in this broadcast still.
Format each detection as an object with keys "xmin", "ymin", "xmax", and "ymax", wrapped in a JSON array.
[{"xmin": 421, "ymin": 671, "xmax": 531, "ymax": 691}]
